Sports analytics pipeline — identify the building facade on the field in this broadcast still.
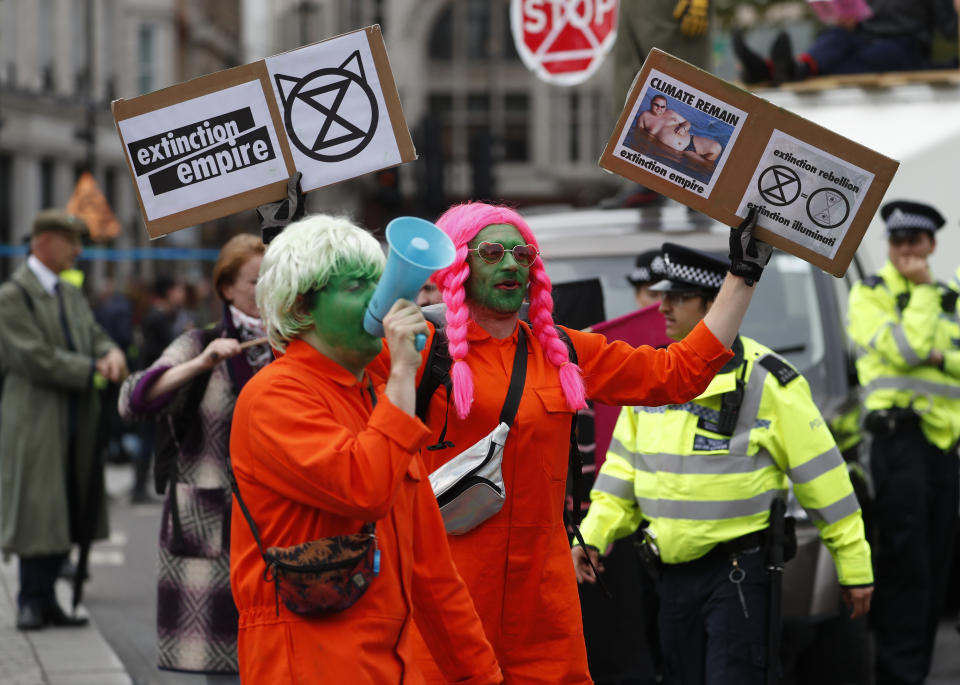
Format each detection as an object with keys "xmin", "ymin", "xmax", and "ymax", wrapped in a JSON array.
[
  {"xmin": 1, "ymin": 0, "xmax": 623, "ymax": 281},
  {"xmin": 247, "ymin": 0, "xmax": 623, "ymax": 226},
  {"xmin": 0, "ymin": 0, "xmax": 242, "ymax": 281}
]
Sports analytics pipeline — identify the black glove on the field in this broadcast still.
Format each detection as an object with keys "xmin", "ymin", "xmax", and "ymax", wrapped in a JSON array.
[
  {"xmin": 257, "ymin": 171, "xmax": 305, "ymax": 244},
  {"xmin": 728, "ymin": 208, "xmax": 771, "ymax": 286}
]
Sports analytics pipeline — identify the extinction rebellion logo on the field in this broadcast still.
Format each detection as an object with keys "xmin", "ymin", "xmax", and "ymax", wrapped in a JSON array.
[{"xmin": 127, "ymin": 108, "xmax": 277, "ymax": 195}]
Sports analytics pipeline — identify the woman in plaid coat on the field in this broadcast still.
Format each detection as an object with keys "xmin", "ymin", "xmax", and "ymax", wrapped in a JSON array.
[{"xmin": 119, "ymin": 234, "xmax": 270, "ymax": 680}]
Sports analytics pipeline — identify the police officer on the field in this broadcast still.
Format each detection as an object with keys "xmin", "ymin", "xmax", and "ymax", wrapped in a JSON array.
[
  {"xmin": 573, "ymin": 243, "xmax": 873, "ymax": 685},
  {"xmin": 847, "ymin": 200, "xmax": 960, "ymax": 685},
  {"xmin": 627, "ymin": 249, "xmax": 666, "ymax": 309}
]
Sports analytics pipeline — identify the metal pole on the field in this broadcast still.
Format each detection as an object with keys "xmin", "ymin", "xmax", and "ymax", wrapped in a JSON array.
[{"xmin": 83, "ymin": 0, "xmax": 96, "ymax": 173}]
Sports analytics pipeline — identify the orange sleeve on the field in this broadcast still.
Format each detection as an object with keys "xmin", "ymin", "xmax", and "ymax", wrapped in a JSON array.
[
  {"xmin": 245, "ymin": 375, "xmax": 432, "ymax": 520},
  {"xmin": 570, "ymin": 319, "xmax": 733, "ymax": 407},
  {"xmin": 372, "ymin": 321, "xmax": 438, "ymax": 388},
  {"xmin": 409, "ymin": 470, "xmax": 503, "ymax": 685}
]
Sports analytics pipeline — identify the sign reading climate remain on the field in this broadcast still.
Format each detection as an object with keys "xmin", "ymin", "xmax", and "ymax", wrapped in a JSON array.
[{"xmin": 600, "ymin": 48, "xmax": 899, "ymax": 277}]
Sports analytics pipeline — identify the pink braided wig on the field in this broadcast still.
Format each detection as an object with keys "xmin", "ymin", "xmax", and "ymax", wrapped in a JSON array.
[{"xmin": 432, "ymin": 202, "xmax": 587, "ymax": 419}]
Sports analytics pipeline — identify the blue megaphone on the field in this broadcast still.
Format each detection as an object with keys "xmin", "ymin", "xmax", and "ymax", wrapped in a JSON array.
[{"xmin": 363, "ymin": 217, "xmax": 456, "ymax": 350}]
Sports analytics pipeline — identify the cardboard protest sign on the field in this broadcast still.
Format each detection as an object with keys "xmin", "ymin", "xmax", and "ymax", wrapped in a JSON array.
[
  {"xmin": 600, "ymin": 49, "xmax": 899, "ymax": 277},
  {"xmin": 112, "ymin": 26, "xmax": 415, "ymax": 238}
]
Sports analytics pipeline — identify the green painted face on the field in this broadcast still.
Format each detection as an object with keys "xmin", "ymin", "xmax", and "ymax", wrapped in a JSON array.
[
  {"xmin": 465, "ymin": 224, "xmax": 531, "ymax": 314},
  {"xmin": 307, "ymin": 272, "xmax": 382, "ymax": 370}
]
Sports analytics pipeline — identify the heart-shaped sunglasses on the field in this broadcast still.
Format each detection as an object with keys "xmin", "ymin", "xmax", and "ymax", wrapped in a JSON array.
[{"xmin": 468, "ymin": 242, "xmax": 540, "ymax": 267}]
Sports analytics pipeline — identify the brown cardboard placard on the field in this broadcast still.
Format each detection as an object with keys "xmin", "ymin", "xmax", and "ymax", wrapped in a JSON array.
[
  {"xmin": 599, "ymin": 49, "xmax": 899, "ymax": 277},
  {"xmin": 112, "ymin": 26, "xmax": 415, "ymax": 239}
]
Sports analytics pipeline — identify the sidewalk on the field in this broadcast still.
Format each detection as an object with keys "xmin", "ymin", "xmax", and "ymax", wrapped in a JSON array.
[{"xmin": 0, "ymin": 557, "xmax": 130, "ymax": 684}]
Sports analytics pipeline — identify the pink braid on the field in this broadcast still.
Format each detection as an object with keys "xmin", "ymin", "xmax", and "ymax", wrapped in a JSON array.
[
  {"xmin": 439, "ymin": 248, "xmax": 474, "ymax": 418},
  {"xmin": 433, "ymin": 202, "xmax": 587, "ymax": 418},
  {"xmin": 527, "ymin": 252, "xmax": 587, "ymax": 411}
]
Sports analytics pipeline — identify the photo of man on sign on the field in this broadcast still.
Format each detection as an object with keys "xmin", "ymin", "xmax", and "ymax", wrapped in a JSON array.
[
  {"xmin": 621, "ymin": 73, "xmax": 745, "ymax": 196},
  {"xmin": 630, "ymin": 93, "xmax": 723, "ymax": 162}
]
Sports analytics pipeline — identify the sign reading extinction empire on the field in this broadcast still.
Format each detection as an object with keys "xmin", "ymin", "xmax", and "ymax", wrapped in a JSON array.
[
  {"xmin": 112, "ymin": 26, "xmax": 415, "ymax": 238},
  {"xmin": 129, "ymin": 107, "xmax": 278, "ymax": 195},
  {"xmin": 600, "ymin": 49, "xmax": 899, "ymax": 277}
]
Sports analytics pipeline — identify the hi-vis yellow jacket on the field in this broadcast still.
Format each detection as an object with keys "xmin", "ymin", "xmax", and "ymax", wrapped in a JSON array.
[
  {"xmin": 847, "ymin": 260, "xmax": 960, "ymax": 451},
  {"xmin": 579, "ymin": 336, "xmax": 873, "ymax": 586}
]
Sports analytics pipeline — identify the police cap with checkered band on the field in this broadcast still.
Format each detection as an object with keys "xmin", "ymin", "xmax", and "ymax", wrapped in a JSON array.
[
  {"xmin": 649, "ymin": 242, "xmax": 727, "ymax": 294},
  {"xmin": 880, "ymin": 200, "xmax": 945, "ymax": 239},
  {"xmin": 626, "ymin": 249, "xmax": 666, "ymax": 287}
]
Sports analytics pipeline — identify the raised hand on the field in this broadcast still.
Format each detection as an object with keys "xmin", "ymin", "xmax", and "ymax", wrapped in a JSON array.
[{"xmin": 728, "ymin": 208, "xmax": 772, "ymax": 286}]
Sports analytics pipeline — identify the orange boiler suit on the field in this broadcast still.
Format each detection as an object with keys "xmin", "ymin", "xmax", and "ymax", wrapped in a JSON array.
[
  {"xmin": 229, "ymin": 339, "xmax": 502, "ymax": 684},
  {"xmin": 376, "ymin": 318, "xmax": 733, "ymax": 684}
]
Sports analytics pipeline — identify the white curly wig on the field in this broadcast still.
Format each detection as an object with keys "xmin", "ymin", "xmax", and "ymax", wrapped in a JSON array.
[{"xmin": 256, "ymin": 214, "xmax": 385, "ymax": 351}]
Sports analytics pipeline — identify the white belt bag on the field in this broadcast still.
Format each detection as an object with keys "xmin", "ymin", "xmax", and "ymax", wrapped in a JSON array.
[{"xmin": 429, "ymin": 328, "xmax": 528, "ymax": 535}]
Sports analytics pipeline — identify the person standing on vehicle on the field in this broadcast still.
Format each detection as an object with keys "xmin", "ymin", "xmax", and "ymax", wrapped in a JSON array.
[
  {"xmin": 847, "ymin": 199, "xmax": 960, "ymax": 685},
  {"xmin": 573, "ymin": 243, "xmax": 874, "ymax": 685},
  {"xmin": 614, "ymin": 0, "xmax": 713, "ymax": 108}
]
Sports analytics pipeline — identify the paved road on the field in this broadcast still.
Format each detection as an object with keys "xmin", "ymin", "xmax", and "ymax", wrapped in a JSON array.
[
  {"xmin": 83, "ymin": 466, "xmax": 184, "ymax": 685},
  {"xmin": 86, "ymin": 465, "xmax": 960, "ymax": 685}
]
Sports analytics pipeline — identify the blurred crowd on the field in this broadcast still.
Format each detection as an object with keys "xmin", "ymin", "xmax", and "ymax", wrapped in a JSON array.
[{"xmin": 92, "ymin": 272, "xmax": 220, "ymax": 499}]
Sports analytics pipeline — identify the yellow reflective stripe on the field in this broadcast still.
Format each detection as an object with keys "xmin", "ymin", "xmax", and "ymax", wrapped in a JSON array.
[
  {"xmin": 865, "ymin": 376, "xmax": 960, "ymax": 399},
  {"xmin": 890, "ymin": 324, "xmax": 921, "ymax": 365},
  {"xmin": 592, "ymin": 472, "xmax": 634, "ymax": 500},
  {"xmin": 729, "ymin": 357, "xmax": 768, "ymax": 456},
  {"xmin": 636, "ymin": 488, "xmax": 786, "ymax": 521},
  {"xmin": 611, "ymin": 436, "xmax": 777, "ymax": 476},
  {"xmin": 864, "ymin": 321, "xmax": 894, "ymax": 354},
  {"xmin": 804, "ymin": 491, "xmax": 861, "ymax": 525},
  {"xmin": 787, "ymin": 446, "xmax": 845, "ymax": 484},
  {"xmin": 643, "ymin": 450, "xmax": 775, "ymax": 475},
  {"xmin": 608, "ymin": 437, "xmax": 643, "ymax": 468}
]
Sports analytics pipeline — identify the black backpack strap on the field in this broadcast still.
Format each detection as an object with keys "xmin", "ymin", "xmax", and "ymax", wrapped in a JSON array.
[
  {"xmin": 554, "ymin": 327, "xmax": 583, "ymax": 523},
  {"xmin": 498, "ymin": 327, "xmax": 528, "ymax": 426},
  {"xmin": 417, "ymin": 307, "xmax": 457, "ymax": 450},
  {"xmin": 416, "ymin": 321, "xmax": 450, "ymax": 422},
  {"xmin": 555, "ymin": 327, "xmax": 610, "ymax": 596}
]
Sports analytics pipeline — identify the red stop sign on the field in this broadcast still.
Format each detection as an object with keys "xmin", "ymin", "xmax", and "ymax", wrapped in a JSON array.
[{"xmin": 511, "ymin": 0, "xmax": 619, "ymax": 86}]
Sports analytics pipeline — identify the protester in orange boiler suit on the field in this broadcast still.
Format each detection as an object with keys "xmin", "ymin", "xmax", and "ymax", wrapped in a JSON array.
[
  {"xmin": 370, "ymin": 203, "xmax": 771, "ymax": 683},
  {"xmin": 228, "ymin": 214, "xmax": 502, "ymax": 684}
]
